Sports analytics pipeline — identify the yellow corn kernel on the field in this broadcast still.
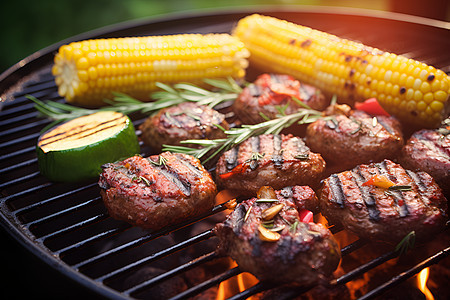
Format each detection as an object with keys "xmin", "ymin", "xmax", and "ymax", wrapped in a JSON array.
[
  {"xmin": 233, "ymin": 14, "xmax": 450, "ymax": 128},
  {"xmin": 53, "ymin": 34, "xmax": 249, "ymax": 107}
]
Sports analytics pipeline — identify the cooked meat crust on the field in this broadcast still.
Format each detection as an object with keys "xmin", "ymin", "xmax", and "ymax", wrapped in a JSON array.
[
  {"xmin": 139, "ymin": 102, "xmax": 229, "ymax": 151},
  {"xmin": 400, "ymin": 128, "xmax": 450, "ymax": 196},
  {"xmin": 319, "ymin": 159, "xmax": 448, "ymax": 243},
  {"xmin": 215, "ymin": 134, "xmax": 326, "ymax": 195},
  {"xmin": 214, "ymin": 186, "xmax": 340, "ymax": 285},
  {"xmin": 99, "ymin": 152, "xmax": 217, "ymax": 230},
  {"xmin": 306, "ymin": 105, "xmax": 404, "ymax": 170},
  {"xmin": 233, "ymin": 73, "xmax": 328, "ymax": 124}
]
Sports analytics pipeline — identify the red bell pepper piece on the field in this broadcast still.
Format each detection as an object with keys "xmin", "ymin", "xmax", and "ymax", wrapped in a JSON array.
[
  {"xmin": 299, "ymin": 209, "xmax": 313, "ymax": 223},
  {"xmin": 355, "ymin": 98, "xmax": 390, "ymax": 116}
]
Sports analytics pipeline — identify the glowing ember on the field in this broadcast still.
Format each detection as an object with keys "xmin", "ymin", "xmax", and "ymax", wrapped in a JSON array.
[
  {"xmin": 216, "ymin": 260, "xmax": 259, "ymax": 300},
  {"xmin": 417, "ymin": 267, "xmax": 434, "ymax": 300}
]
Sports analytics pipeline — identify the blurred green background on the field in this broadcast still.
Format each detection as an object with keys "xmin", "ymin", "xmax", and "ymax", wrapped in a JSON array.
[{"xmin": 0, "ymin": 0, "xmax": 448, "ymax": 74}]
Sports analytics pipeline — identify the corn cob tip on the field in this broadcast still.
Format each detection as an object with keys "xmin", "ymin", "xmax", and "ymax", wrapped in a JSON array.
[
  {"xmin": 52, "ymin": 34, "xmax": 249, "ymax": 107},
  {"xmin": 233, "ymin": 14, "xmax": 449, "ymax": 128}
]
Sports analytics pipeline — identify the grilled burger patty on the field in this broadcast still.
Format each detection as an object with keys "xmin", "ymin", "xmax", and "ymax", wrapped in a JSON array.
[
  {"xmin": 400, "ymin": 126, "xmax": 450, "ymax": 196},
  {"xmin": 232, "ymin": 73, "xmax": 328, "ymax": 124},
  {"xmin": 319, "ymin": 159, "xmax": 448, "ymax": 243},
  {"xmin": 98, "ymin": 152, "xmax": 217, "ymax": 230},
  {"xmin": 215, "ymin": 134, "xmax": 326, "ymax": 195},
  {"xmin": 306, "ymin": 104, "xmax": 404, "ymax": 170},
  {"xmin": 214, "ymin": 185, "xmax": 341, "ymax": 285},
  {"xmin": 139, "ymin": 102, "xmax": 229, "ymax": 151}
]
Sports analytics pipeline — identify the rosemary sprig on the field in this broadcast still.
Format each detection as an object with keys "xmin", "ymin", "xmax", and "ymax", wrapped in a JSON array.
[
  {"xmin": 163, "ymin": 104, "xmax": 328, "ymax": 164},
  {"xmin": 27, "ymin": 77, "xmax": 243, "ymax": 127},
  {"xmin": 395, "ymin": 231, "xmax": 416, "ymax": 255}
]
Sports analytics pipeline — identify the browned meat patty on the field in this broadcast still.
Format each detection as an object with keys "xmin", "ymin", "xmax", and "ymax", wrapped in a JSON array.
[
  {"xmin": 139, "ymin": 102, "xmax": 229, "ymax": 152},
  {"xmin": 306, "ymin": 104, "xmax": 404, "ymax": 170},
  {"xmin": 232, "ymin": 73, "xmax": 328, "ymax": 124},
  {"xmin": 319, "ymin": 159, "xmax": 448, "ymax": 243},
  {"xmin": 214, "ymin": 186, "xmax": 341, "ymax": 285},
  {"xmin": 98, "ymin": 152, "xmax": 217, "ymax": 230},
  {"xmin": 400, "ymin": 124, "xmax": 449, "ymax": 196},
  {"xmin": 215, "ymin": 134, "xmax": 326, "ymax": 195}
]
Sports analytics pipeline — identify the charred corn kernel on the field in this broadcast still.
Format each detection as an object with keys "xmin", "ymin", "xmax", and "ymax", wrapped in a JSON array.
[
  {"xmin": 233, "ymin": 14, "xmax": 450, "ymax": 128},
  {"xmin": 53, "ymin": 34, "xmax": 249, "ymax": 107}
]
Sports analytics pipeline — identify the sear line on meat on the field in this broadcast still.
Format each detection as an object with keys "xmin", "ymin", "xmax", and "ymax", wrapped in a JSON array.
[
  {"xmin": 400, "ymin": 122, "xmax": 450, "ymax": 197},
  {"xmin": 306, "ymin": 104, "xmax": 404, "ymax": 170},
  {"xmin": 233, "ymin": 73, "xmax": 328, "ymax": 125},
  {"xmin": 214, "ymin": 185, "xmax": 341, "ymax": 285},
  {"xmin": 319, "ymin": 159, "xmax": 448, "ymax": 244},
  {"xmin": 215, "ymin": 134, "xmax": 326, "ymax": 195},
  {"xmin": 139, "ymin": 102, "xmax": 229, "ymax": 152},
  {"xmin": 99, "ymin": 152, "xmax": 217, "ymax": 230}
]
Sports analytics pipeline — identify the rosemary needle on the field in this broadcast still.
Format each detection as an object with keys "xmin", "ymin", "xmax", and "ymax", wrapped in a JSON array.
[
  {"xmin": 163, "ymin": 106, "xmax": 327, "ymax": 164},
  {"xmin": 27, "ymin": 77, "xmax": 243, "ymax": 126}
]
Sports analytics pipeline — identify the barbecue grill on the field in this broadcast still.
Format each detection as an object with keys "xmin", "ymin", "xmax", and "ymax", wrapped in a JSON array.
[{"xmin": 1, "ymin": 6, "xmax": 449, "ymax": 300}]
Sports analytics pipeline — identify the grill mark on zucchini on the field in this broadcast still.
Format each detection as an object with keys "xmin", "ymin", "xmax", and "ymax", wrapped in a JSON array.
[{"xmin": 39, "ymin": 115, "xmax": 126, "ymax": 148}]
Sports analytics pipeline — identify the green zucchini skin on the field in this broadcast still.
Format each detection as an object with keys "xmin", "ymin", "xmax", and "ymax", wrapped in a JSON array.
[{"xmin": 37, "ymin": 116, "xmax": 140, "ymax": 182}]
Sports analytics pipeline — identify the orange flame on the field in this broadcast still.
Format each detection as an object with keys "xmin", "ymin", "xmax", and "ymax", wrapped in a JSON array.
[
  {"xmin": 216, "ymin": 261, "xmax": 259, "ymax": 300},
  {"xmin": 417, "ymin": 267, "xmax": 434, "ymax": 300}
]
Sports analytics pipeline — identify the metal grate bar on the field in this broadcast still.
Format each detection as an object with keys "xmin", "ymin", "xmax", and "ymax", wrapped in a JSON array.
[
  {"xmin": 54, "ymin": 227, "xmax": 123, "ymax": 255},
  {"xmin": 357, "ymin": 246, "xmax": 450, "ymax": 300},
  {"xmin": 0, "ymin": 171, "xmax": 40, "ymax": 189},
  {"xmin": 0, "ymin": 158, "xmax": 37, "ymax": 174},
  {"xmin": 0, "ymin": 119, "xmax": 48, "ymax": 138},
  {"xmin": 73, "ymin": 202, "xmax": 229, "ymax": 270},
  {"xmin": 95, "ymin": 229, "xmax": 215, "ymax": 282},
  {"xmin": 124, "ymin": 251, "xmax": 217, "ymax": 296},
  {"xmin": 13, "ymin": 182, "xmax": 98, "ymax": 215},
  {"xmin": 1, "ymin": 182, "xmax": 52, "ymax": 202},
  {"xmin": 332, "ymin": 249, "xmax": 399, "ymax": 286},
  {"xmin": 340, "ymin": 238, "xmax": 367, "ymax": 256},
  {"xmin": 168, "ymin": 266, "xmax": 242, "ymax": 300},
  {"xmin": 38, "ymin": 213, "xmax": 109, "ymax": 242},
  {"xmin": 0, "ymin": 111, "xmax": 39, "ymax": 127},
  {"xmin": 26, "ymin": 197, "xmax": 101, "ymax": 228},
  {"xmin": 0, "ymin": 145, "xmax": 35, "ymax": 162},
  {"xmin": 0, "ymin": 133, "xmax": 40, "ymax": 149}
]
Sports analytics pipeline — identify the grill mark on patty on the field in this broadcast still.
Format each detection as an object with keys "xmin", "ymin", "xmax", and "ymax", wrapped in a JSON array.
[
  {"xmin": 420, "ymin": 137, "xmax": 450, "ymax": 161},
  {"xmin": 272, "ymin": 134, "xmax": 284, "ymax": 168},
  {"xmin": 249, "ymin": 136, "xmax": 261, "ymax": 170},
  {"xmin": 293, "ymin": 137, "xmax": 310, "ymax": 159},
  {"xmin": 280, "ymin": 186, "xmax": 294, "ymax": 198},
  {"xmin": 225, "ymin": 147, "xmax": 239, "ymax": 171},
  {"xmin": 406, "ymin": 169, "xmax": 427, "ymax": 193},
  {"xmin": 248, "ymin": 83, "xmax": 263, "ymax": 97},
  {"xmin": 354, "ymin": 167, "xmax": 381, "ymax": 221},
  {"xmin": 376, "ymin": 117, "xmax": 397, "ymax": 136},
  {"xmin": 328, "ymin": 174, "xmax": 346, "ymax": 208},
  {"xmin": 375, "ymin": 161, "xmax": 409, "ymax": 217},
  {"xmin": 177, "ymin": 157, "xmax": 204, "ymax": 178},
  {"xmin": 157, "ymin": 168, "xmax": 191, "ymax": 196}
]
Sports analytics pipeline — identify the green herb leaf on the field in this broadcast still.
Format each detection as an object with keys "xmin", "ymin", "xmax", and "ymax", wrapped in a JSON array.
[{"xmin": 395, "ymin": 231, "xmax": 416, "ymax": 255}]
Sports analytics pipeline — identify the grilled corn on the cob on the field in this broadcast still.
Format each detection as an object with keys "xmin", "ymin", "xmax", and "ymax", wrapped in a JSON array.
[
  {"xmin": 233, "ymin": 14, "xmax": 449, "ymax": 128},
  {"xmin": 52, "ymin": 34, "xmax": 249, "ymax": 107}
]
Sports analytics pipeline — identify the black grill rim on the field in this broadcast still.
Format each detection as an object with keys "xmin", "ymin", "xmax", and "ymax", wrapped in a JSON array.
[{"xmin": 1, "ymin": 5, "xmax": 449, "ymax": 300}]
